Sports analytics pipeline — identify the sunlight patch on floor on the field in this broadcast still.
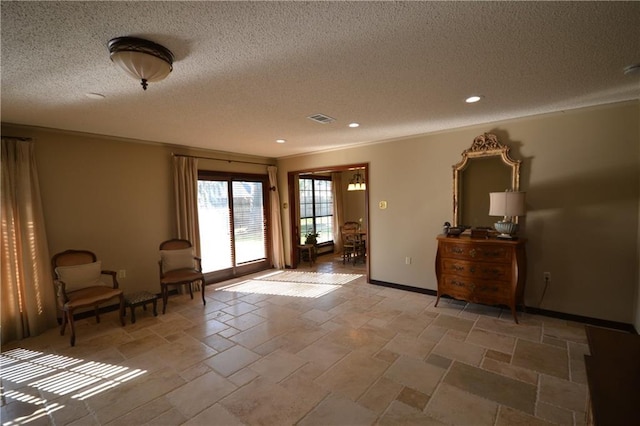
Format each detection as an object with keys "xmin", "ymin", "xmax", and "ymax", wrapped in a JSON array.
[
  {"xmin": 251, "ymin": 270, "xmax": 363, "ymax": 285},
  {"xmin": 218, "ymin": 279, "xmax": 341, "ymax": 298},
  {"xmin": 1, "ymin": 348, "xmax": 146, "ymax": 425}
]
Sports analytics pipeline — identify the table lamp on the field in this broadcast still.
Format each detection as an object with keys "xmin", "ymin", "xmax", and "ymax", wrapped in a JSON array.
[{"xmin": 489, "ymin": 191, "xmax": 526, "ymax": 239}]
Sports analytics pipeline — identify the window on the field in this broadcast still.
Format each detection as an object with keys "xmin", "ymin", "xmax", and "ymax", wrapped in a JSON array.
[
  {"xmin": 299, "ymin": 176, "xmax": 333, "ymax": 245},
  {"xmin": 198, "ymin": 172, "xmax": 270, "ymax": 278}
]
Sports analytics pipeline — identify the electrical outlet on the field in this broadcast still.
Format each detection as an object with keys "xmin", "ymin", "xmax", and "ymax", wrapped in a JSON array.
[
  {"xmin": 118, "ymin": 269, "xmax": 126, "ymax": 279},
  {"xmin": 543, "ymin": 272, "xmax": 551, "ymax": 282},
  {"xmin": 405, "ymin": 257, "xmax": 412, "ymax": 265}
]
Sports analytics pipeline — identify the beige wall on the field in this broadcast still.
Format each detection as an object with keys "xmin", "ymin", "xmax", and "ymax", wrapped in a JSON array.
[
  {"xmin": 636, "ymin": 103, "xmax": 640, "ymax": 332},
  {"xmin": 278, "ymin": 101, "xmax": 640, "ymax": 324},
  {"xmin": 1, "ymin": 125, "xmax": 272, "ymax": 296},
  {"xmin": 3, "ymin": 100, "xmax": 639, "ymax": 325}
]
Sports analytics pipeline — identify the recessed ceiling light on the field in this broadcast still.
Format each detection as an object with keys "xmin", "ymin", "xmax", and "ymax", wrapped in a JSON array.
[
  {"xmin": 276, "ymin": 139, "xmax": 286, "ymax": 144},
  {"xmin": 348, "ymin": 123, "xmax": 360, "ymax": 128},
  {"xmin": 86, "ymin": 92, "xmax": 105, "ymax": 100},
  {"xmin": 465, "ymin": 95, "xmax": 482, "ymax": 103}
]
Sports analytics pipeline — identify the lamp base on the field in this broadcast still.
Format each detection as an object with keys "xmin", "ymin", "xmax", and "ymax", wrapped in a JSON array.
[
  {"xmin": 496, "ymin": 233, "xmax": 518, "ymax": 240},
  {"xmin": 494, "ymin": 220, "xmax": 518, "ymax": 239}
]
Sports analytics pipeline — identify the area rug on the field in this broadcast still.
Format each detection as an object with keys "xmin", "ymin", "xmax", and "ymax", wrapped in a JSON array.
[{"xmin": 253, "ymin": 270, "xmax": 363, "ymax": 285}]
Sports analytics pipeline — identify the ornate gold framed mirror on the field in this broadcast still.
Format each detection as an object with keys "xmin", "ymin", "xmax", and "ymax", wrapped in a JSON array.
[{"xmin": 453, "ymin": 133, "xmax": 521, "ymax": 227}]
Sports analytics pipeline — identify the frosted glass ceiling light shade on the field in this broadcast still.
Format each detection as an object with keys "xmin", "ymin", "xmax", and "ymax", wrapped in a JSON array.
[{"xmin": 108, "ymin": 37, "xmax": 174, "ymax": 90}]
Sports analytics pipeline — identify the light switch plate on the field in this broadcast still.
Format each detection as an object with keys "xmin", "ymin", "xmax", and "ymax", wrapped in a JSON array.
[{"xmin": 379, "ymin": 201, "xmax": 388, "ymax": 209}]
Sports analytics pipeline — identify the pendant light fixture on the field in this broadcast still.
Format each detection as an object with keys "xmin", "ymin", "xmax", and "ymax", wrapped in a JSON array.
[
  {"xmin": 108, "ymin": 37, "xmax": 174, "ymax": 90},
  {"xmin": 347, "ymin": 169, "xmax": 366, "ymax": 191}
]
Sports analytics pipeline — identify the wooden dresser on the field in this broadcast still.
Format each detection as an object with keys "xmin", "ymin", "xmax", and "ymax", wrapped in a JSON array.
[{"xmin": 435, "ymin": 235, "xmax": 527, "ymax": 323}]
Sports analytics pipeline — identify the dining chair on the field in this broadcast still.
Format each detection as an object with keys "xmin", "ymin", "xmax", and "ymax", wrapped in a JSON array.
[{"xmin": 340, "ymin": 224, "xmax": 365, "ymax": 265}]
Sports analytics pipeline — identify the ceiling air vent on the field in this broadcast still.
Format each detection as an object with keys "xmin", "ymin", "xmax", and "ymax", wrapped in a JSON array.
[{"xmin": 307, "ymin": 113, "xmax": 336, "ymax": 124}]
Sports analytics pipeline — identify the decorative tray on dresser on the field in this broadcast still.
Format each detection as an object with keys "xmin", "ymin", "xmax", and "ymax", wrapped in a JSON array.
[{"xmin": 435, "ymin": 234, "xmax": 527, "ymax": 323}]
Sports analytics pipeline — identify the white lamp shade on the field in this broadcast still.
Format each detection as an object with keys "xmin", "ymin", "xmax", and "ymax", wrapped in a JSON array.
[
  {"xmin": 347, "ymin": 182, "xmax": 366, "ymax": 191},
  {"xmin": 111, "ymin": 51, "xmax": 172, "ymax": 82},
  {"xmin": 489, "ymin": 191, "xmax": 526, "ymax": 217}
]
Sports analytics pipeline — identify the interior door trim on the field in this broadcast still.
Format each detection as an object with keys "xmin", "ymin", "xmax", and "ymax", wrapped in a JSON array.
[{"xmin": 287, "ymin": 163, "xmax": 369, "ymax": 280}]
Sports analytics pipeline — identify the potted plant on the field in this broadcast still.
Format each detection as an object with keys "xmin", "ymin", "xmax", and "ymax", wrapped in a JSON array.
[{"xmin": 305, "ymin": 231, "xmax": 320, "ymax": 245}]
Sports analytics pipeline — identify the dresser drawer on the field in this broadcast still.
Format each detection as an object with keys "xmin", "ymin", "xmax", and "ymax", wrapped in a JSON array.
[
  {"xmin": 440, "ymin": 274, "xmax": 511, "ymax": 306},
  {"xmin": 439, "ymin": 275, "xmax": 475, "ymax": 300},
  {"xmin": 441, "ymin": 258, "xmax": 511, "ymax": 280},
  {"xmin": 440, "ymin": 242, "xmax": 512, "ymax": 263}
]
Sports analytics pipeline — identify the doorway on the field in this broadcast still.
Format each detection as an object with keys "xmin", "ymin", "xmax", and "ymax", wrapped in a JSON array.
[{"xmin": 287, "ymin": 163, "xmax": 369, "ymax": 277}]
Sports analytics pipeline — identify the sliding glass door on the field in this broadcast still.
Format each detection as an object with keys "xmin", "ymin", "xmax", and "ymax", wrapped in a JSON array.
[{"xmin": 198, "ymin": 172, "xmax": 270, "ymax": 279}]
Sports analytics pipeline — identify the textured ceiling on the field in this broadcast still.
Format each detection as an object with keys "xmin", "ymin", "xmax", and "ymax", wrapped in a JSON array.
[{"xmin": 2, "ymin": 1, "xmax": 639, "ymax": 158}]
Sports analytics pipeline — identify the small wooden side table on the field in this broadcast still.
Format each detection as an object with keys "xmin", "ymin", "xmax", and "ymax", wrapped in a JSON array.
[
  {"xmin": 124, "ymin": 291, "xmax": 158, "ymax": 324},
  {"xmin": 297, "ymin": 244, "xmax": 315, "ymax": 267}
]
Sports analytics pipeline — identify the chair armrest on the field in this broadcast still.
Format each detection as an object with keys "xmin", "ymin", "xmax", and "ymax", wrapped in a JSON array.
[
  {"xmin": 101, "ymin": 270, "xmax": 119, "ymax": 289},
  {"xmin": 54, "ymin": 279, "xmax": 69, "ymax": 306},
  {"xmin": 194, "ymin": 256, "xmax": 203, "ymax": 272}
]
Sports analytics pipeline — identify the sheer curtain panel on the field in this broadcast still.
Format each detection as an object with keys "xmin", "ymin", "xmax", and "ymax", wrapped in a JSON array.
[
  {"xmin": 1, "ymin": 137, "xmax": 57, "ymax": 344},
  {"xmin": 173, "ymin": 156, "xmax": 201, "ymax": 255},
  {"xmin": 331, "ymin": 172, "xmax": 344, "ymax": 254},
  {"xmin": 267, "ymin": 166, "xmax": 285, "ymax": 268}
]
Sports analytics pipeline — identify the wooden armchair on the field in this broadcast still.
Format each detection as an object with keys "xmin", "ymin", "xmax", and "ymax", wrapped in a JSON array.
[
  {"xmin": 159, "ymin": 239, "xmax": 206, "ymax": 314},
  {"xmin": 52, "ymin": 249, "xmax": 125, "ymax": 346}
]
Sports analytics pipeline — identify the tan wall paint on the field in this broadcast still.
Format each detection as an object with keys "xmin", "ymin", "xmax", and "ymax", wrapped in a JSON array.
[
  {"xmin": 636, "ymin": 103, "xmax": 640, "ymax": 332},
  {"xmin": 3, "ymin": 100, "xmax": 638, "ymax": 324},
  {"xmin": 1, "ymin": 125, "xmax": 272, "ymax": 295},
  {"xmin": 278, "ymin": 101, "xmax": 640, "ymax": 324}
]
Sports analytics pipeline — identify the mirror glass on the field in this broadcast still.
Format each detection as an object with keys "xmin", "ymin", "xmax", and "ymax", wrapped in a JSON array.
[{"xmin": 453, "ymin": 134, "xmax": 520, "ymax": 228}]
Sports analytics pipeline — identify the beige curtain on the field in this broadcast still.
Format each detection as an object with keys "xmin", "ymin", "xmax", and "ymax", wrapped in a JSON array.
[
  {"xmin": 1, "ymin": 137, "xmax": 57, "ymax": 344},
  {"xmin": 268, "ymin": 166, "xmax": 285, "ymax": 269},
  {"xmin": 331, "ymin": 172, "xmax": 345, "ymax": 253},
  {"xmin": 173, "ymin": 156, "xmax": 200, "ymax": 255}
]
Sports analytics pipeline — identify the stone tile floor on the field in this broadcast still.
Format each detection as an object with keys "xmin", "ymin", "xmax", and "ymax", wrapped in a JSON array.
[{"xmin": 1, "ymin": 256, "xmax": 590, "ymax": 425}]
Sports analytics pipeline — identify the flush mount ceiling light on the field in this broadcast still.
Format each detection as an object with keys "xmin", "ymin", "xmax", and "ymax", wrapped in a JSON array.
[
  {"xmin": 108, "ymin": 37, "xmax": 174, "ymax": 90},
  {"xmin": 624, "ymin": 63, "xmax": 640, "ymax": 76}
]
